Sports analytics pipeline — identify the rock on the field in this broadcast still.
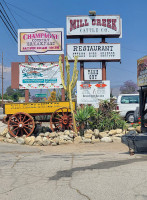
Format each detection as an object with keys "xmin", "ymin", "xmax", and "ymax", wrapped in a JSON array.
[
  {"xmin": 109, "ymin": 130, "xmax": 117, "ymax": 136},
  {"xmin": 128, "ymin": 127, "xmax": 135, "ymax": 131},
  {"xmin": 122, "ymin": 130, "xmax": 127, "ymax": 134},
  {"xmin": 58, "ymin": 132, "xmax": 64, "ymax": 136},
  {"xmin": 0, "ymin": 136, "xmax": 4, "ymax": 142},
  {"xmin": 59, "ymin": 139, "xmax": 67, "ymax": 145},
  {"xmin": 0, "ymin": 128, "xmax": 8, "ymax": 137},
  {"xmin": 84, "ymin": 133, "xmax": 92, "ymax": 139},
  {"xmin": 101, "ymin": 137, "xmax": 113, "ymax": 143},
  {"xmin": 51, "ymin": 142, "xmax": 57, "ymax": 146},
  {"xmin": 64, "ymin": 130, "xmax": 70, "ymax": 135},
  {"xmin": 49, "ymin": 132, "xmax": 56, "ymax": 138},
  {"xmin": 6, "ymin": 133, "xmax": 11, "ymax": 139},
  {"xmin": 91, "ymin": 138, "xmax": 100, "ymax": 144},
  {"xmin": 35, "ymin": 136, "xmax": 43, "ymax": 145},
  {"xmin": 83, "ymin": 138, "xmax": 91, "ymax": 143},
  {"xmin": 94, "ymin": 129, "xmax": 99, "ymax": 138},
  {"xmin": 39, "ymin": 133, "xmax": 45, "ymax": 137},
  {"xmin": 59, "ymin": 135, "xmax": 71, "ymax": 141},
  {"xmin": 74, "ymin": 136, "xmax": 82, "ymax": 144},
  {"xmin": 42, "ymin": 137, "xmax": 50, "ymax": 146},
  {"xmin": 52, "ymin": 137, "xmax": 59, "ymax": 144},
  {"xmin": 25, "ymin": 136, "xmax": 35, "ymax": 146},
  {"xmin": 69, "ymin": 133, "xmax": 74, "ymax": 138},
  {"xmin": 115, "ymin": 133, "xmax": 123, "ymax": 137},
  {"xmin": 84, "ymin": 129, "xmax": 94, "ymax": 135},
  {"xmin": 66, "ymin": 140, "xmax": 73, "ymax": 144},
  {"xmin": 112, "ymin": 137, "xmax": 121, "ymax": 143},
  {"xmin": 116, "ymin": 129, "xmax": 123, "ymax": 134},
  {"xmin": 6, "ymin": 138, "xmax": 13, "ymax": 143},
  {"xmin": 16, "ymin": 137, "xmax": 25, "ymax": 144},
  {"xmin": 44, "ymin": 132, "xmax": 50, "ymax": 137},
  {"xmin": 98, "ymin": 132, "xmax": 108, "ymax": 139},
  {"xmin": 136, "ymin": 126, "xmax": 141, "ymax": 133}
]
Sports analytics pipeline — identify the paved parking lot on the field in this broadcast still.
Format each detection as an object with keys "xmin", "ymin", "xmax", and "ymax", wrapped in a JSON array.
[{"xmin": 0, "ymin": 142, "xmax": 147, "ymax": 200}]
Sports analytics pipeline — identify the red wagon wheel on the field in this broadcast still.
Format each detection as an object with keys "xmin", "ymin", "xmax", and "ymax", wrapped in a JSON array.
[
  {"xmin": 50, "ymin": 107, "xmax": 73, "ymax": 132},
  {"xmin": 8, "ymin": 112, "xmax": 35, "ymax": 137}
]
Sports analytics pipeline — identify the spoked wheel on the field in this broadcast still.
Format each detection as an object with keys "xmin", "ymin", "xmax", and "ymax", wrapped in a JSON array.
[
  {"xmin": 8, "ymin": 112, "xmax": 35, "ymax": 137},
  {"xmin": 50, "ymin": 107, "xmax": 73, "ymax": 132}
]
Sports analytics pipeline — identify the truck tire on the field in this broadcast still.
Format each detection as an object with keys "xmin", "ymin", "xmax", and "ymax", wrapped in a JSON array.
[{"xmin": 126, "ymin": 112, "xmax": 135, "ymax": 123}]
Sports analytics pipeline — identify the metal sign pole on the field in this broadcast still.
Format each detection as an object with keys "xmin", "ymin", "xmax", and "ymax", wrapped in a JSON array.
[
  {"xmin": 101, "ymin": 37, "xmax": 106, "ymax": 80},
  {"xmin": 25, "ymin": 55, "xmax": 29, "ymax": 102}
]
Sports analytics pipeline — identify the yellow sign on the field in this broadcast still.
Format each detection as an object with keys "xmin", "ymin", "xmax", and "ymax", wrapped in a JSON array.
[{"xmin": 4, "ymin": 102, "xmax": 75, "ymax": 115}]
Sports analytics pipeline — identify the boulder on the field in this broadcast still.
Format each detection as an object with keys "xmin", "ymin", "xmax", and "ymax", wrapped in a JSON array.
[
  {"xmin": 16, "ymin": 137, "xmax": 25, "ymax": 144},
  {"xmin": 116, "ymin": 129, "xmax": 123, "ymax": 134},
  {"xmin": 49, "ymin": 132, "xmax": 56, "ymax": 138},
  {"xmin": 42, "ymin": 137, "xmax": 50, "ymax": 146},
  {"xmin": 59, "ymin": 139, "xmax": 67, "ymax": 145},
  {"xmin": 111, "ymin": 137, "xmax": 121, "ymax": 143},
  {"xmin": 39, "ymin": 133, "xmax": 45, "ymax": 137},
  {"xmin": 59, "ymin": 135, "xmax": 71, "ymax": 141},
  {"xmin": 101, "ymin": 137, "xmax": 113, "ymax": 143},
  {"xmin": 91, "ymin": 138, "xmax": 100, "ymax": 144},
  {"xmin": 83, "ymin": 138, "xmax": 91, "ymax": 143},
  {"xmin": 109, "ymin": 130, "xmax": 117, "ymax": 136},
  {"xmin": 98, "ymin": 132, "xmax": 108, "ymax": 139},
  {"xmin": 64, "ymin": 130, "xmax": 70, "ymax": 135},
  {"xmin": 115, "ymin": 133, "xmax": 123, "ymax": 137},
  {"xmin": 69, "ymin": 133, "xmax": 74, "ymax": 138},
  {"xmin": 128, "ymin": 127, "xmax": 135, "ymax": 131},
  {"xmin": 84, "ymin": 133, "xmax": 92, "ymax": 139},
  {"xmin": 0, "ymin": 136, "xmax": 4, "ymax": 142},
  {"xmin": 35, "ymin": 136, "xmax": 43, "ymax": 145},
  {"xmin": 58, "ymin": 132, "xmax": 64, "ymax": 136},
  {"xmin": 44, "ymin": 132, "xmax": 50, "ymax": 137},
  {"xmin": 51, "ymin": 142, "xmax": 57, "ymax": 146},
  {"xmin": 0, "ymin": 128, "xmax": 8, "ymax": 137},
  {"xmin": 84, "ymin": 129, "xmax": 94, "ymax": 135},
  {"xmin": 94, "ymin": 129, "xmax": 99, "ymax": 138},
  {"xmin": 74, "ymin": 136, "xmax": 82, "ymax": 144},
  {"xmin": 6, "ymin": 133, "xmax": 11, "ymax": 139},
  {"xmin": 136, "ymin": 126, "xmax": 141, "ymax": 133},
  {"xmin": 52, "ymin": 137, "xmax": 59, "ymax": 145}
]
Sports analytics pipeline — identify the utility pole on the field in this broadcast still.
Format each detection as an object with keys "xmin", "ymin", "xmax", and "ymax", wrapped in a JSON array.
[{"xmin": 2, "ymin": 52, "xmax": 3, "ymax": 107}]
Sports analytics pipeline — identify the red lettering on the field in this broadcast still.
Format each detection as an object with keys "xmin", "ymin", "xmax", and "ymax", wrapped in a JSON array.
[
  {"xmin": 102, "ymin": 19, "xmax": 106, "ymax": 27},
  {"xmin": 97, "ymin": 19, "xmax": 101, "ymax": 26},
  {"xmin": 77, "ymin": 20, "xmax": 79, "ymax": 28},
  {"xmin": 70, "ymin": 20, "xmax": 76, "ymax": 31},
  {"xmin": 80, "ymin": 19, "xmax": 84, "ymax": 27},
  {"xmin": 112, "ymin": 19, "xmax": 117, "ymax": 31},
  {"xmin": 107, "ymin": 19, "xmax": 111, "ymax": 28},
  {"xmin": 92, "ymin": 19, "xmax": 96, "ymax": 25},
  {"xmin": 84, "ymin": 19, "xmax": 89, "ymax": 26}
]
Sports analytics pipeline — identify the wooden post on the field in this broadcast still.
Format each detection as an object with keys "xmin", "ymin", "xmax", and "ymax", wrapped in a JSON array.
[
  {"xmin": 2, "ymin": 52, "xmax": 3, "ymax": 107},
  {"xmin": 25, "ymin": 55, "xmax": 29, "ymax": 102},
  {"xmin": 101, "ymin": 37, "xmax": 106, "ymax": 80},
  {"xmin": 61, "ymin": 54, "xmax": 65, "ymax": 101},
  {"xmin": 80, "ymin": 37, "xmax": 84, "ymax": 81}
]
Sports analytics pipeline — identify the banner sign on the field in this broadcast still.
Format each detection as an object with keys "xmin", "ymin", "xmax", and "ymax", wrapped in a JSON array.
[
  {"xmin": 18, "ymin": 28, "xmax": 64, "ymax": 55},
  {"xmin": 19, "ymin": 63, "xmax": 63, "ymax": 89},
  {"xmin": 137, "ymin": 56, "xmax": 147, "ymax": 86},
  {"xmin": 66, "ymin": 15, "xmax": 121, "ymax": 38},
  {"xmin": 77, "ymin": 80, "xmax": 110, "ymax": 107},
  {"xmin": 84, "ymin": 68, "xmax": 102, "ymax": 81},
  {"xmin": 67, "ymin": 43, "xmax": 120, "ymax": 61}
]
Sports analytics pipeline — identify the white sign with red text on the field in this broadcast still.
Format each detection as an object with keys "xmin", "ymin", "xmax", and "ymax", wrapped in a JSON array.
[
  {"xmin": 18, "ymin": 28, "xmax": 64, "ymax": 55},
  {"xmin": 66, "ymin": 16, "xmax": 121, "ymax": 37},
  {"xmin": 77, "ymin": 80, "xmax": 110, "ymax": 107},
  {"xmin": 67, "ymin": 43, "xmax": 121, "ymax": 61}
]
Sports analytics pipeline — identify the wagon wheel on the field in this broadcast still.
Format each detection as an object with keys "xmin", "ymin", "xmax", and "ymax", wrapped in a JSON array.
[
  {"xmin": 50, "ymin": 107, "xmax": 73, "ymax": 132},
  {"xmin": 8, "ymin": 112, "xmax": 35, "ymax": 137}
]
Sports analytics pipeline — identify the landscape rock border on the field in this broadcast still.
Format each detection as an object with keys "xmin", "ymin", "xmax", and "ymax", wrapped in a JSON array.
[{"xmin": 0, "ymin": 126, "xmax": 141, "ymax": 146}]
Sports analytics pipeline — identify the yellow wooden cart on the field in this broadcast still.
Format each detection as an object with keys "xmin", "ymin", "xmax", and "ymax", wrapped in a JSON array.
[{"xmin": 3, "ymin": 101, "xmax": 75, "ymax": 137}]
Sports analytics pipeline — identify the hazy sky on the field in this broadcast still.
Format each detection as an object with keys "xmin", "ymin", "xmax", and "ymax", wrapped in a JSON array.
[{"xmin": 0, "ymin": 0, "xmax": 146, "ymax": 92}]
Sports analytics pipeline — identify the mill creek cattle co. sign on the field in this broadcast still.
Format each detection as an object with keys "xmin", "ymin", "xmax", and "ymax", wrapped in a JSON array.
[
  {"xmin": 67, "ymin": 43, "xmax": 120, "ymax": 61},
  {"xmin": 66, "ymin": 15, "xmax": 121, "ymax": 38}
]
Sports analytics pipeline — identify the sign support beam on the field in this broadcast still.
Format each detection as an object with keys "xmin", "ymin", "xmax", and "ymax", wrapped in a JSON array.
[
  {"xmin": 25, "ymin": 55, "xmax": 29, "ymax": 103},
  {"xmin": 80, "ymin": 37, "xmax": 84, "ymax": 81},
  {"xmin": 101, "ymin": 37, "xmax": 106, "ymax": 80},
  {"xmin": 61, "ymin": 54, "xmax": 65, "ymax": 101}
]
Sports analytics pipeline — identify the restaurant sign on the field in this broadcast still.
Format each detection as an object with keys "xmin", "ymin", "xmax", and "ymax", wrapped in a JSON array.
[
  {"xmin": 19, "ymin": 62, "xmax": 63, "ymax": 89},
  {"xmin": 67, "ymin": 43, "xmax": 120, "ymax": 61},
  {"xmin": 18, "ymin": 28, "xmax": 64, "ymax": 55},
  {"xmin": 137, "ymin": 56, "xmax": 147, "ymax": 87},
  {"xmin": 77, "ymin": 80, "xmax": 110, "ymax": 108},
  {"xmin": 84, "ymin": 68, "xmax": 102, "ymax": 81},
  {"xmin": 66, "ymin": 15, "xmax": 121, "ymax": 38}
]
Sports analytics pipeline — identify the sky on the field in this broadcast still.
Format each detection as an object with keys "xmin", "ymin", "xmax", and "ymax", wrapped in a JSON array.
[{"xmin": 0, "ymin": 0, "xmax": 146, "ymax": 93}]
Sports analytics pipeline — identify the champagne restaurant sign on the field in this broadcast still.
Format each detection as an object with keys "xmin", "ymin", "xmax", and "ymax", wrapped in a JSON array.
[
  {"xmin": 19, "ymin": 62, "xmax": 63, "ymax": 89},
  {"xmin": 67, "ymin": 43, "xmax": 120, "ymax": 61},
  {"xmin": 66, "ymin": 15, "xmax": 121, "ymax": 38},
  {"xmin": 18, "ymin": 28, "xmax": 64, "ymax": 55}
]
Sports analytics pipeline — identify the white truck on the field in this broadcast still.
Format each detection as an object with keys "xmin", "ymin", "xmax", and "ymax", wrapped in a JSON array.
[{"xmin": 117, "ymin": 94, "xmax": 139, "ymax": 123}]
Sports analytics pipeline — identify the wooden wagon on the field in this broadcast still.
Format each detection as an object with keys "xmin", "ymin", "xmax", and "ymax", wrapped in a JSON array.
[{"xmin": 3, "ymin": 101, "xmax": 75, "ymax": 137}]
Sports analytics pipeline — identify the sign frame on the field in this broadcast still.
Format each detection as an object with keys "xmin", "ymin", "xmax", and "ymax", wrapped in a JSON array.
[
  {"xmin": 66, "ymin": 15, "xmax": 121, "ymax": 38},
  {"xmin": 67, "ymin": 43, "xmax": 121, "ymax": 62},
  {"xmin": 18, "ymin": 28, "xmax": 64, "ymax": 55}
]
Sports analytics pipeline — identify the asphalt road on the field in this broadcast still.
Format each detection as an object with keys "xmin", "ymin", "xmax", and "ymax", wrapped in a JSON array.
[{"xmin": 0, "ymin": 142, "xmax": 147, "ymax": 200}]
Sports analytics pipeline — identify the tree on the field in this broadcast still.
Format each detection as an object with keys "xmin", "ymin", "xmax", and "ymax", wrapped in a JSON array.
[{"xmin": 120, "ymin": 80, "xmax": 138, "ymax": 94}]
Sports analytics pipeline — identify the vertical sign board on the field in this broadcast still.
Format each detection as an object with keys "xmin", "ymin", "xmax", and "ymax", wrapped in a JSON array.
[
  {"xmin": 84, "ymin": 69, "xmax": 102, "ymax": 81},
  {"xmin": 77, "ymin": 80, "xmax": 110, "ymax": 108},
  {"xmin": 67, "ymin": 43, "xmax": 121, "ymax": 61},
  {"xmin": 18, "ymin": 28, "xmax": 64, "ymax": 55},
  {"xmin": 66, "ymin": 15, "xmax": 121, "ymax": 38},
  {"xmin": 19, "ymin": 63, "xmax": 63, "ymax": 89},
  {"xmin": 137, "ymin": 56, "xmax": 147, "ymax": 86}
]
